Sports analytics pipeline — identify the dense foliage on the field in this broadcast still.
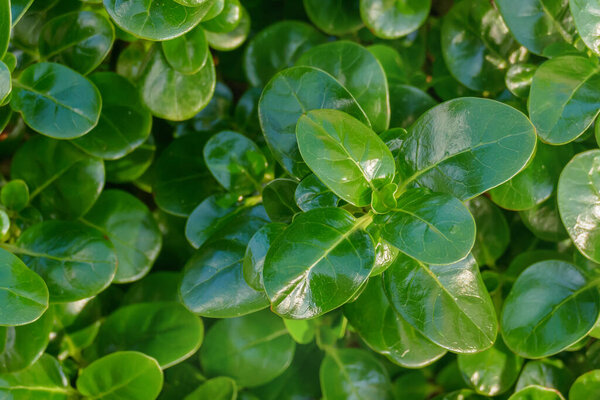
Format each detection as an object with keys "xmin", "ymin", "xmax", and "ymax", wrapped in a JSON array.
[{"xmin": 2, "ymin": 0, "xmax": 600, "ymax": 399}]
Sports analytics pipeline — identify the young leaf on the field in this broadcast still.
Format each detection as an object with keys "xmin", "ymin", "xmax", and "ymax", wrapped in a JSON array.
[
  {"xmin": 296, "ymin": 109, "xmax": 395, "ymax": 207},
  {"xmin": 263, "ymin": 207, "xmax": 374, "ymax": 319},
  {"xmin": 501, "ymin": 260, "xmax": 600, "ymax": 358},
  {"xmin": 397, "ymin": 97, "xmax": 536, "ymax": 201},
  {"xmin": 77, "ymin": 351, "xmax": 163, "ymax": 400},
  {"xmin": 383, "ymin": 253, "xmax": 498, "ymax": 353}
]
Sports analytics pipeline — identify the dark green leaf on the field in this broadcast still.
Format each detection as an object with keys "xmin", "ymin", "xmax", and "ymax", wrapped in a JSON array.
[
  {"xmin": 569, "ymin": 0, "xmax": 600, "ymax": 55},
  {"xmin": 303, "ymin": 0, "xmax": 362, "ymax": 35},
  {"xmin": 243, "ymin": 222, "xmax": 286, "ymax": 291},
  {"xmin": 294, "ymin": 174, "xmax": 339, "ymax": 212},
  {"xmin": 161, "ymin": 25, "xmax": 209, "ymax": 75},
  {"xmin": 466, "ymin": 196, "xmax": 510, "ymax": 267},
  {"xmin": 262, "ymin": 179, "xmax": 300, "ymax": 223},
  {"xmin": 184, "ymin": 377, "xmax": 237, "ymax": 400},
  {"xmin": 359, "ymin": 0, "xmax": 431, "ymax": 39}
]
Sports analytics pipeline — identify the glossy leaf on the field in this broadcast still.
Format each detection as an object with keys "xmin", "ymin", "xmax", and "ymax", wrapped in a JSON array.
[
  {"xmin": 73, "ymin": 72, "xmax": 152, "ymax": 160},
  {"xmin": 516, "ymin": 359, "xmax": 574, "ymax": 395},
  {"xmin": 262, "ymin": 179, "xmax": 300, "ymax": 224},
  {"xmin": 16, "ymin": 220, "xmax": 117, "ymax": 303},
  {"xmin": 344, "ymin": 277, "xmax": 446, "ymax": 368},
  {"xmin": 39, "ymin": 11, "xmax": 115, "ymax": 75},
  {"xmin": 0, "ymin": 354, "xmax": 73, "ymax": 399},
  {"xmin": 295, "ymin": 174, "xmax": 339, "ymax": 212},
  {"xmin": 303, "ymin": 0, "xmax": 362, "ymax": 35},
  {"xmin": 570, "ymin": 0, "xmax": 600, "ymax": 55},
  {"xmin": 529, "ymin": 56, "xmax": 600, "ymax": 144},
  {"xmin": 375, "ymin": 188, "xmax": 475, "ymax": 265},
  {"xmin": 383, "ymin": 253, "xmax": 498, "ymax": 353},
  {"xmin": 77, "ymin": 351, "xmax": 163, "ymax": 400},
  {"xmin": 466, "ymin": 196, "xmax": 510, "ymax": 267},
  {"xmin": 204, "ymin": 5, "xmax": 250, "ymax": 51},
  {"xmin": 501, "ymin": 260, "xmax": 600, "ymax": 358},
  {"xmin": 258, "ymin": 66, "xmax": 369, "ymax": 179},
  {"xmin": 569, "ymin": 369, "xmax": 600, "ymax": 400},
  {"xmin": 508, "ymin": 386, "xmax": 565, "ymax": 400},
  {"xmin": 521, "ymin": 195, "xmax": 568, "ymax": 242},
  {"xmin": 0, "ymin": 0, "xmax": 8, "ymax": 59},
  {"xmin": 296, "ymin": 109, "xmax": 395, "ymax": 207},
  {"xmin": 161, "ymin": 25, "xmax": 209, "ymax": 75},
  {"xmin": 201, "ymin": 0, "xmax": 241, "ymax": 33},
  {"xmin": 0, "ymin": 61, "xmax": 10, "ymax": 104},
  {"xmin": 397, "ymin": 97, "xmax": 536, "ymax": 201},
  {"xmin": 263, "ymin": 208, "xmax": 374, "ymax": 319},
  {"xmin": 243, "ymin": 222, "xmax": 286, "ymax": 291},
  {"xmin": 558, "ymin": 150, "xmax": 600, "ymax": 263},
  {"xmin": 11, "ymin": 62, "xmax": 101, "ymax": 139},
  {"xmin": 200, "ymin": 310, "xmax": 295, "ymax": 387},
  {"xmin": 185, "ymin": 193, "xmax": 239, "ymax": 249},
  {"xmin": 93, "ymin": 302, "xmax": 203, "ymax": 368},
  {"xmin": 0, "ymin": 248, "xmax": 48, "ymax": 326},
  {"xmin": 184, "ymin": 377, "xmax": 237, "ymax": 400},
  {"xmin": 103, "ymin": 0, "xmax": 214, "ymax": 41},
  {"xmin": 388, "ymin": 84, "xmax": 436, "ymax": 129},
  {"xmin": 359, "ymin": 0, "xmax": 431, "ymax": 39},
  {"xmin": 1, "ymin": 180, "xmax": 29, "ymax": 212}
]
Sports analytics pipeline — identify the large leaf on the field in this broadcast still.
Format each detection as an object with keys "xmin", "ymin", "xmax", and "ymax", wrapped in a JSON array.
[
  {"xmin": 359, "ymin": 0, "xmax": 431, "ymax": 40},
  {"xmin": 496, "ymin": 0, "xmax": 575, "ymax": 55},
  {"xmin": 441, "ymin": 0, "xmax": 524, "ymax": 92},
  {"xmin": 296, "ymin": 41, "xmax": 390, "ymax": 132},
  {"xmin": 529, "ymin": 56, "xmax": 600, "ymax": 144},
  {"xmin": 243, "ymin": 21, "xmax": 326, "ymax": 87},
  {"xmin": 93, "ymin": 302, "xmax": 203, "ymax": 368},
  {"xmin": 501, "ymin": 260, "xmax": 600, "ymax": 358},
  {"xmin": 15, "ymin": 220, "xmax": 117, "ymax": 303},
  {"xmin": 11, "ymin": 62, "xmax": 101, "ymax": 139},
  {"xmin": 77, "ymin": 351, "xmax": 163, "ymax": 400},
  {"xmin": 570, "ymin": 0, "xmax": 600, "ymax": 55},
  {"xmin": 103, "ymin": 0, "xmax": 215, "ymax": 41},
  {"xmin": 81, "ymin": 189, "xmax": 162, "ymax": 283},
  {"xmin": 375, "ymin": 188, "xmax": 475, "ymax": 265},
  {"xmin": 344, "ymin": 277, "xmax": 446, "ymax": 368},
  {"xmin": 569, "ymin": 369, "xmax": 600, "ymax": 400},
  {"xmin": 383, "ymin": 253, "xmax": 497, "ymax": 353},
  {"xmin": 11, "ymin": 136, "xmax": 105, "ymax": 220},
  {"xmin": 319, "ymin": 348, "xmax": 393, "ymax": 400},
  {"xmin": 39, "ymin": 11, "xmax": 115, "ymax": 75},
  {"xmin": 296, "ymin": 109, "xmax": 395, "ymax": 207},
  {"xmin": 0, "ymin": 248, "xmax": 48, "ymax": 326},
  {"xmin": 73, "ymin": 72, "xmax": 152, "ymax": 160},
  {"xmin": 200, "ymin": 310, "xmax": 295, "ymax": 387},
  {"xmin": 258, "ymin": 66, "xmax": 369, "ymax": 179},
  {"xmin": 396, "ymin": 97, "xmax": 536, "ymax": 201},
  {"xmin": 139, "ymin": 46, "xmax": 216, "ymax": 121},
  {"xmin": 263, "ymin": 207, "xmax": 374, "ymax": 319},
  {"xmin": 558, "ymin": 150, "xmax": 600, "ymax": 263}
]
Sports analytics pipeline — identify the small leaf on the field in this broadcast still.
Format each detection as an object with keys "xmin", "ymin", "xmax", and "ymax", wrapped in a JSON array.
[
  {"xmin": 508, "ymin": 386, "xmax": 565, "ymax": 400},
  {"xmin": 295, "ymin": 174, "xmax": 339, "ymax": 212},
  {"xmin": 161, "ymin": 25, "xmax": 209, "ymax": 75},
  {"xmin": 303, "ymin": 0, "xmax": 363, "ymax": 36},
  {"xmin": 243, "ymin": 222, "xmax": 287, "ymax": 291},
  {"xmin": 569, "ymin": 0, "xmax": 600, "ymax": 55},
  {"xmin": 262, "ymin": 179, "xmax": 300, "ymax": 223},
  {"xmin": 359, "ymin": 0, "xmax": 431, "ymax": 39},
  {"xmin": 184, "ymin": 377, "xmax": 237, "ymax": 400}
]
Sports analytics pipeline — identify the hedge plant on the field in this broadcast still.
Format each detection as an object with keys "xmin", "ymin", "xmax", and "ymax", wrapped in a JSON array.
[{"xmin": 2, "ymin": 0, "xmax": 600, "ymax": 399}]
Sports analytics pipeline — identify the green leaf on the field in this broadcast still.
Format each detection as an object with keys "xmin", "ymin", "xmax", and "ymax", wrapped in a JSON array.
[
  {"xmin": 508, "ymin": 386, "xmax": 565, "ymax": 400},
  {"xmin": 77, "ymin": 351, "xmax": 163, "ymax": 400},
  {"xmin": 258, "ymin": 66, "xmax": 369, "ymax": 179},
  {"xmin": 11, "ymin": 62, "xmax": 102, "ymax": 139},
  {"xmin": 397, "ymin": 97, "xmax": 536, "ymax": 201},
  {"xmin": 0, "ymin": 61, "xmax": 10, "ymax": 104},
  {"xmin": 204, "ymin": 5, "xmax": 250, "ymax": 51},
  {"xmin": 506, "ymin": 63, "xmax": 537, "ymax": 98},
  {"xmin": 1, "ymin": 179, "xmax": 29, "ymax": 212},
  {"xmin": 569, "ymin": 369, "xmax": 600, "ymax": 400},
  {"xmin": 16, "ymin": 220, "xmax": 117, "ymax": 303},
  {"xmin": 441, "ymin": 0, "xmax": 524, "ymax": 92},
  {"xmin": 0, "ymin": 0, "xmax": 9, "ymax": 59},
  {"xmin": 0, "ymin": 247, "xmax": 48, "ymax": 326},
  {"xmin": 39, "ymin": 11, "xmax": 115, "ymax": 75},
  {"xmin": 466, "ymin": 196, "xmax": 510, "ymax": 267},
  {"xmin": 0, "ymin": 308, "xmax": 53, "ymax": 373},
  {"xmin": 243, "ymin": 21, "xmax": 326, "ymax": 87},
  {"xmin": 154, "ymin": 133, "xmax": 219, "ymax": 217},
  {"xmin": 359, "ymin": 0, "xmax": 431, "ymax": 39},
  {"xmin": 496, "ymin": 0, "xmax": 574, "ymax": 55},
  {"xmin": 569, "ymin": 0, "xmax": 600, "ymax": 55},
  {"xmin": 501, "ymin": 260, "xmax": 600, "ymax": 358},
  {"xmin": 184, "ymin": 377, "xmax": 237, "ymax": 400},
  {"xmin": 200, "ymin": 310, "xmax": 295, "ymax": 387},
  {"xmin": 344, "ymin": 276, "xmax": 446, "ymax": 368},
  {"xmin": 243, "ymin": 222, "xmax": 286, "ymax": 291},
  {"xmin": 123, "ymin": 271, "xmax": 180, "ymax": 305},
  {"xmin": 0, "ymin": 354, "xmax": 74, "ymax": 399},
  {"xmin": 93, "ymin": 302, "xmax": 203, "ymax": 368},
  {"xmin": 262, "ymin": 179, "xmax": 300, "ymax": 223},
  {"xmin": 388, "ymin": 84, "xmax": 437, "ymax": 129},
  {"xmin": 558, "ymin": 150, "xmax": 600, "ymax": 263},
  {"xmin": 516, "ymin": 359, "xmax": 573, "ymax": 395},
  {"xmin": 185, "ymin": 193, "xmax": 239, "ymax": 249},
  {"xmin": 180, "ymin": 238, "xmax": 269, "ymax": 318},
  {"xmin": 303, "ymin": 0, "xmax": 363, "ymax": 35},
  {"xmin": 81, "ymin": 189, "xmax": 162, "ymax": 283},
  {"xmin": 282, "ymin": 318, "xmax": 317, "ymax": 344},
  {"xmin": 72, "ymin": 72, "xmax": 152, "ymax": 160},
  {"xmin": 105, "ymin": 137, "xmax": 155, "ymax": 184},
  {"xmin": 490, "ymin": 142, "xmax": 573, "ymax": 211},
  {"xmin": 319, "ymin": 348, "xmax": 393, "ymax": 400},
  {"xmin": 161, "ymin": 25, "xmax": 209, "ymax": 75},
  {"xmin": 103, "ymin": 0, "xmax": 215, "ymax": 41},
  {"xmin": 295, "ymin": 174, "xmax": 339, "ymax": 212},
  {"xmin": 529, "ymin": 56, "xmax": 600, "ymax": 144},
  {"xmin": 457, "ymin": 337, "xmax": 523, "ymax": 396},
  {"xmin": 263, "ymin": 208, "xmax": 374, "ymax": 319},
  {"xmin": 297, "ymin": 109, "xmax": 394, "ymax": 207},
  {"xmin": 11, "ymin": 136, "xmax": 105, "ymax": 220},
  {"xmin": 201, "ymin": 0, "xmax": 241, "ymax": 33},
  {"xmin": 204, "ymin": 130, "xmax": 266, "ymax": 195},
  {"xmin": 10, "ymin": 0, "xmax": 33, "ymax": 27},
  {"xmin": 139, "ymin": 46, "xmax": 216, "ymax": 121},
  {"xmin": 296, "ymin": 41, "xmax": 390, "ymax": 132},
  {"xmin": 521, "ymin": 194, "xmax": 568, "ymax": 242},
  {"xmin": 375, "ymin": 188, "xmax": 475, "ymax": 265},
  {"xmin": 383, "ymin": 253, "xmax": 498, "ymax": 353}
]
